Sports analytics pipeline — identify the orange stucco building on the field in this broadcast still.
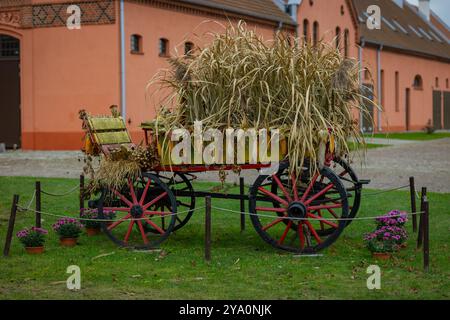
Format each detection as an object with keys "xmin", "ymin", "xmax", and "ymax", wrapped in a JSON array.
[
  {"xmin": 295, "ymin": 0, "xmax": 450, "ymax": 132},
  {"xmin": 0, "ymin": 0, "xmax": 449, "ymax": 150}
]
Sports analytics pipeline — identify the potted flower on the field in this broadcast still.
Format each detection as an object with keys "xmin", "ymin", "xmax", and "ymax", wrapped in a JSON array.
[
  {"xmin": 379, "ymin": 225, "xmax": 408, "ymax": 248},
  {"xmin": 52, "ymin": 218, "xmax": 83, "ymax": 247},
  {"xmin": 364, "ymin": 230, "xmax": 398, "ymax": 259},
  {"xmin": 81, "ymin": 209, "xmax": 101, "ymax": 236},
  {"xmin": 376, "ymin": 210, "xmax": 409, "ymax": 248},
  {"xmin": 376, "ymin": 210, "xmax": 408, "ymax": 228},
  {"xmin": 16, "ymin": 227, "xmax": 48, "ymax": 254}
]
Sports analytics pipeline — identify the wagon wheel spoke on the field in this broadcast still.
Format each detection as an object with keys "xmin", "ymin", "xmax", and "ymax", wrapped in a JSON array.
[
  {"xmin": 161, "ymin": 216, "xmax": 166, "ymax": 230},
  {"xmin": 128, "ymin": 179, "xmax": 138, "ymax": 204},
  {"xmin": 124, "ymin": 220, "xmax": 135, "ymax": 243},
  {"xmin": 306, "ymin": 213, "xmax": 338, "ymax": 229},
  {"xmin": 142, "ymin": 192, "xmax": 168, "ymax": 210},
  {"xmin": 107, "ymin": 213, "xmax": 131, "ymax": 231},
  {"xmin": 308, "ymin": 203, "xmax": 342, "ymax": 211},
  {"xmin": 326, "ymin": 208, "xmax": 339, "ymax": 219},
  {"xmin": 338, "ymin": 170, "xmax": 348, "ymax": 177},
  {"xmin": 113, "ymin": 190, "xmax": 133, "ymax": 207},
  {"xmin": 304, "ymin": 183, "xmax": 334, "ymax": 205},
  {"xmin": 144, "ymin": 210, "xmax": 170, "ymax": 216},
  {"xmin": 144, "ymin": 217, "xmax": 165, "ymax": 235},
  {"xmin": 272, "ymin": 174, "xmax": 292, "ymax": 202},
  {"xmin": 255, "ymin": 206, "xmax": 287, "ymax": 213},
  {"xmin": 291, "ymin": 173, "xmax": 299, "ymax": 201},
  {"xmin": 262, "ymin": 217, "xmax": 285, "ymax": 231},
  {"xmin": 301, "ymin": 172, "xmax": 319, "ymax": 202},
  {"xmin": 136, "ymin": 221, "xmax": 149, "ymax": 244},
  {"xmin": 298, "ymin": 222, "xmax": 305, "ymax": 249},
  {"xmin": 304, "ymin": 220, "xmax": 322, "ymax": 244},
  {"xmin": 177, "ymin": 201, "xmax": 191, "ymax": 208},
  {"xmin": 278, "ymin": 221, "xmax": 293, "ymax": 245},
  {"xmin": 139, "ymin": 179, "xmax": 152, "ymax": 205},
  {"xmin": 258, "ymin": 187, "xmax": 288, "ymax": 206},
  {"xmin": 316, "ymin": 210, "xmax": 325, "ymax": 231}
]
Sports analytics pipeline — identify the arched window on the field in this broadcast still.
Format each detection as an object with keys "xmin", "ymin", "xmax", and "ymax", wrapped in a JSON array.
[
  {"xmin": 435, "ymin": 77, "xmax": 439, "ymax": 88},
  {"xmin": 344, "ymin": 29, "xmax": 349, "ymax": 57},
  {"xmin": 335, "ymin": 27, "xmax": 341, "ymax": 50},
  {"xmin": 413, "ymin": 75, "xmax": 423, "ymax": 90},
  {"xmin": 130, "ymin": 34, "xmax": 142, "ymax": 53},
  {"xmin": 313, "ymin": 21, "xmax": 319, "ymax": 46},
  {"xmin": 184, "ymin": 41, "xmax": 194, "ymax": 56},
  {"xmin": 303, "ymin": 19, "xmax": 310, "ymax": 43},
  {"xmin": 159, "ymin": 38, "xmax": 169, "ymax": 57}
]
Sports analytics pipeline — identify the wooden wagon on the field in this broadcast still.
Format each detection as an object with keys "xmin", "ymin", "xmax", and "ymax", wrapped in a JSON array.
[{"xmin": 81, "ymin": 112, "xmax": 368, "ymax": 253}]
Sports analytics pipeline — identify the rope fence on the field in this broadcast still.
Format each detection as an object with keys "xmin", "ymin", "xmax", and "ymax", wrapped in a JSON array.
[
  {"xmin": 40, "ymin": 184, "xmax": 79, "ymax": 197},
  {"xmin": 362, "ymin": 184, "xmax": 410, "ymax": 196},
  {"xmin": 3, "ymin": 175, "xmax": 431, "ymax": 272},
  {"xmin": 16, "ymin": 205, "xmax": 206, "ymax": 222},
  {"xmin": 210, "ymin": 205, "xmax": 424, "ymax": 221}
]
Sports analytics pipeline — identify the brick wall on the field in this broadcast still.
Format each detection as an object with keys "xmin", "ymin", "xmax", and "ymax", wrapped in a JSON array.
[{"xmin": 0, "ymin": 0, "xmax": 115, "ymax": 29}]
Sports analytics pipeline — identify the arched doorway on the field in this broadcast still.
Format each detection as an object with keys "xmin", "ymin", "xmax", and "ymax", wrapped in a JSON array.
[{"xmin": 0, "ymin": 34, "xmax": 21, "ymax": 148}]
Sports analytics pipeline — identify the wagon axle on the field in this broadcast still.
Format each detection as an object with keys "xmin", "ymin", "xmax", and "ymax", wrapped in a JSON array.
[
  {"xmin": 130, "ymin": 205, "xmax": 144, "ymax": 218},
  {"xmin": 287, "ymin": 201, "xmax": 307, "ymax": 219}
]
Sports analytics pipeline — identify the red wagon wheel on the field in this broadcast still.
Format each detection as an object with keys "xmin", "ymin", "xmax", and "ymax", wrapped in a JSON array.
[
  {"xmin": 249, "ymin": 165, "xmax": 349, "ymax": 253},
  {"xmin": 98, "ymin": 173, "xmax": 177, "ymax": 249},
  {"xmin": 144, "ymin": 172, "xmax": 195, "ymax": 233},
  {"xmin": 327, "ymin": 157, "xmax": 361, "ymax": 226}
]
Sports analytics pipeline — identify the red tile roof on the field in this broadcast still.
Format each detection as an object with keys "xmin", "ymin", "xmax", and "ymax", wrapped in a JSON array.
[
  {"xmin": 353, "ymin": 0, "xmax": 450, "ymax": 62},
  {"xmin": 179, "ymin": 0, "xmax": 296, "ymax": 26}
]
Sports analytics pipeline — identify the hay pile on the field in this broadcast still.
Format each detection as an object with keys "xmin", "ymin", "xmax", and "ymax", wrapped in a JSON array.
[{"xmin": 148, "ymin": 22, "xmax": 375, "ymax": 176}]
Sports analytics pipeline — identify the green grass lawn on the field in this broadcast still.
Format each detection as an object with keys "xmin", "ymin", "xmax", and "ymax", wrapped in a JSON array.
[
  {"xmin": 348, "ymin": 142, "xmax": 388, "ymax": 151},
  {"xmin": 0, "ymin": 176, "xmax": 449, "ymax": 299},
  {"xmin": 364, "ymin": 132, "xmax": 450, "ymax": 141}
]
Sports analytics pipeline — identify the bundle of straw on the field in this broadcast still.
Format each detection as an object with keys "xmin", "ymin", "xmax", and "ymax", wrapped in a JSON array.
[{"xmin": 147, "ymin": 22, "xmax": 375, "ymax": 176}]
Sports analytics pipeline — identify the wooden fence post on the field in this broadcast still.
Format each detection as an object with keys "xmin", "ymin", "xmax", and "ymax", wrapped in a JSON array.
[
  {"xmin": 35, "ymin": 181, "xmax": 41, "ymax": 228},
  {"xmin": 3, "ymin": 195, "xmax": 19, "ymax": 257},
  {"xmin": 409, "ymin": 177, "xmax": 417, "ymax": 232},
  {"xmin": 417, "ymin": 187, "xmax": 427, "ymax": 249},
  {"xmin": 205, "ymin": 196, "xmax": 212, "ymax": 262},
  {"xmin": 80, "ymin": 174, "xmax": 85, "ymax": 217},
  {"xmin": 239, "ymin": 177, "xmax": 245, "ymax": 232},
  {"xmin": 423, "ymin": 199, "xmax": 430, "ymax": 272}
]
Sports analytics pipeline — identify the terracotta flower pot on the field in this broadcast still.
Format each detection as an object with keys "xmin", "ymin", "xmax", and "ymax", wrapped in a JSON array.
[
  {"xmin": 372, "ymin": 252, "xmax": 391, "ymax": 260},
  {"xmin": 60, "ymin": 237, "xmax": 78, "ymax": 247},
  {"xmin": 25, "ymin": 246, "xmax": 44, "ymax": 254},
  {"xmin": 86, "ymin": 227, "xmax": 101, "ymax": 236}
]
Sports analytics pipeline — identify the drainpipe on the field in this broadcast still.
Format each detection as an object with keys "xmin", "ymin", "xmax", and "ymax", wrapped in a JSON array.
[
  {"xmin": 358, "ymin": 38, "xmax": 365, "ymax": 132},
  {"xmin": 119, "ymin": 0, "xmax": 126, "ymax": 119},
  {"xmin": 277, "ymin": 21, "xmax": 284, "ymax": 32},
  {"xmin": 376, "ymin": 44, "xmax": 383, "ymax": 132}
]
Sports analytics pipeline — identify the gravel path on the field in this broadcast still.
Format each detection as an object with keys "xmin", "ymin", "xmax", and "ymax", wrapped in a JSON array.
[
  {"xmin": 351, "ymin": 138, "xmax": 450, "ymax": 193},
  {"xmin": 0, "ymin": 138, "xmax": 449, "ymax": 192}
]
